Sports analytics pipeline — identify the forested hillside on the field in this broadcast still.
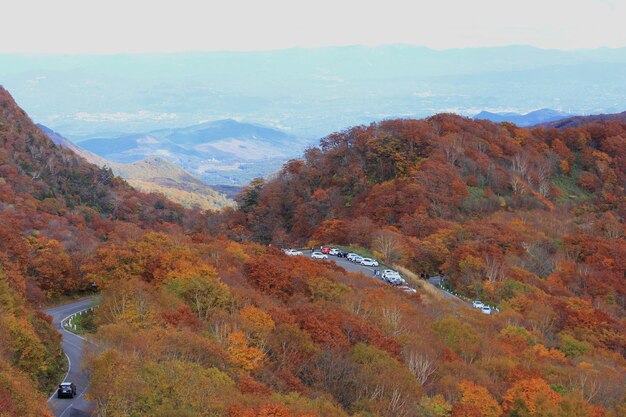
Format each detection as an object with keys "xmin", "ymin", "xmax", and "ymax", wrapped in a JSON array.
[
  {"xmin": 207, "ymin": 114, "xmax": 626, "ymax": 415},
  {"xmin": 227, "ymin": 115, "xmax": 625, "ymax": 309},
  {"xmin": 0, "ymin": 87, "xmax": 189, "ymax": 415},
  {"xmin": 542, "ymin": 111, "xmax": 626, "ymax": 129},
  {"xmin": 1, "ymin": 86, "xmax": 625, "ymax": 417}
]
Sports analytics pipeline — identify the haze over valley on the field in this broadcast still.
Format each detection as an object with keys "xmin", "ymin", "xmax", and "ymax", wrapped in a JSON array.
[{"xmin": 2, "ymin": 45, "xmax": 626, "ymax": 186}]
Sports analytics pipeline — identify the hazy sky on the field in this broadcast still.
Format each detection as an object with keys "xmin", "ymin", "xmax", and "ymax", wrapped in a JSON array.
[{"xmin": 2, "ymin": 0, "xmax": 625, "ymax": 53}]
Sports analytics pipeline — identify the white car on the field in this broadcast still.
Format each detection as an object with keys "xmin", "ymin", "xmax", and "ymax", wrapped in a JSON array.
[
  {"xmin": 329, "ymin": 248, "xmax": 339, "ymax": 256},
  {"xmin": 284, "ymin": 249, "xmax": 303, "ymax": 256},
  {"xmin": 481, "ymin": 306, "xmax": 492, "ymax": 315},
  {"xmin": 387, "ymin": 275, "xmax": 406, "ymax": 285},
  {"xmin": 311, "ymin": 251, "xmax": 328, "ymax": 259},
  {"xmin": 360, "ymin": 258, "xmax": 379, "ymax": 267},
  {"xmin": 472, "ymin": 301, "xmax": 484, "ymax": 309},
  {"xmin": 346, "ymin": 253, "xmax": 359, "ymax": 261},
  {"xmin": 352, "ymin": 256, "xmax": 364, "ymax": 263},
  {"xmin": 382, "ymin": 270, "xmax": 400, "ymax": 280}
]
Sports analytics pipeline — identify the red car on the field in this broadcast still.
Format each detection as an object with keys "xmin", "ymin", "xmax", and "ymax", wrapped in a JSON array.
[{"xmin": 321, "ymin": 247, "xmax": 331, "ymax": 254}]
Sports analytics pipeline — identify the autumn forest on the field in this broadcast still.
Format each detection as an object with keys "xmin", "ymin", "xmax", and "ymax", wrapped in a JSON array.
[{"xmin": 0, "ymin": 86, "xmax": 624, "ymax": 417}]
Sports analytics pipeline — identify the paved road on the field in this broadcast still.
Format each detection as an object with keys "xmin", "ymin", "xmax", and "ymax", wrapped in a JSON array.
[
  {"xmin": 306, "ymin": 251, "xmax": 414, "ymax": 288},
  {"xmin": 428, "ymin": 276, "xmax": 472, "ymax": 306},
  {"xmin": 306, "ymin": 251, "xmax": 471, "ymax": 305},
  {"xmin": 46, "ymin": 299, "xmax": 96, "ymax": 417}
]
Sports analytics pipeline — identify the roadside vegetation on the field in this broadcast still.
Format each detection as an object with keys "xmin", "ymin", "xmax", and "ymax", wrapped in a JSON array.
[{"xmin": 63, "ymin": 308, "xmax": 97, "ymax": 335}]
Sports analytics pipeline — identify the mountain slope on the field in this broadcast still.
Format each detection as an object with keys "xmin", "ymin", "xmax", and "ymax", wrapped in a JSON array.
[
  {"xmin": 217, "ymin": 115, "xmax": 626, "ymax": 415},
  {"xmin": 473, "ymin": 108, "xmax": 573, "ymax": 126},
  {"xmin": 0, "ymin": 87, "xmax": 188, "ymax": 415},
  {"xmin": 78, "ymin": 105, "xmax": 626, "ymax": 415},
  {"xmin": 77, "ymin": 119, "xmax": 304, "ymax": 184},
  {"xmin": 115, "ymin": 157, "xmax": 235, "ymax": 211},
  {"xmin": 540, "ymin": 110, "xmax": 626, "ymax": 129},
  {"xmin": 37, "ymin": 123, "xmax": 110, "ymax": 165},
  {"xmin": 39, "ymin": 125, "xmax": 235, "ymax": 210}
]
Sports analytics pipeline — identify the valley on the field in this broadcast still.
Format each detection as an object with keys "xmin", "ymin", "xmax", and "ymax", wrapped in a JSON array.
[
  {"xmin": 2, "ymin": 2, "xmax": 625, "ymax": 417},
  {"xmin": 53, "ymin": 119, "xmax": 307, "ymax": 185},
  {"xmin": 0, "ymin": 82, "xmax": 624, "ymax": 417},
  {"xmin": 40, "ymin": 124, "xmax": 235, "ymax": 210}
]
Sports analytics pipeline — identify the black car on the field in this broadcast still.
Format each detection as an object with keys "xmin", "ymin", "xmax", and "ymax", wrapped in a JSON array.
[
  {"xmin": 337, "ymin": 250, "xmax": 349, "ymax": 258},
  {"xmin": 57, "ymin": 382, "xmax": 77, "ymax": 399}
]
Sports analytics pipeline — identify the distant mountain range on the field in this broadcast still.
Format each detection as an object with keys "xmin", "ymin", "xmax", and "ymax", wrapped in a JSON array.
[
  {"xmin": 2, "ymin": 45, "xmax": 626, "ymax": 141},
  {"xmin": 74, "ymin": 119, "xmax": 305, "ymax": 185},
  {"xmin": 473, "ymin": 108, "xmax": 573, "ymax": 126},
  {"xmin": 38, "ymin": 124, "xmax": 235, "ymax": 210}
]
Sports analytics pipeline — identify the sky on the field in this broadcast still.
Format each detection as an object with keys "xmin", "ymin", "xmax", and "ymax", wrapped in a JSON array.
[{"xmin": 1, "ymin": 0, "xmax": 625, "ymax": 53}]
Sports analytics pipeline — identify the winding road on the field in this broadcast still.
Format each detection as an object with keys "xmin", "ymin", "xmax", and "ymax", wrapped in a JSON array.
[
  {"xmin": 46, "ymin": 298, "xmax": 95, "ymax": 417},
  {"xmin": 41, "ymin": 255, "xmax": 468, "ymax": 417}
]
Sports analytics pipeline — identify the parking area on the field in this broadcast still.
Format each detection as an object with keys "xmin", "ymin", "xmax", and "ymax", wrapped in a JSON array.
[
  {"xmin": 284, "ymin": 247, "xmax": 494, "ymax": 311},
  {"xmin": 302, "ymin": 249, "xmax": 418, "ymax": 294}
]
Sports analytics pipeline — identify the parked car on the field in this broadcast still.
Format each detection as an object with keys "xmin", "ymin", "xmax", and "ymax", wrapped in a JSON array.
[
  {"xmin": 381, "ymin": 270, "xmax": 400, "ymax": 280},
  {"xmin": 57, "ymin": 382, "xmax": 77, "ymax": 399},
  {"xmin": 481, "ymin": 306, "xmax": 492, "ymax": 315},
  {"xmin": 352, "ymin": 256, "xmax": 364, "ymax": 263},
  {"xmin": 329, "ymin": 248, "xmax": 339, "ymax": 256},
  {"xmin": 284, "ymin": 249, "xmax": 303, "ymax": 256},
  {"xmin": 387, "ymin": 276, "xmax": 406, "ymax": 286},
  {"xmin": 337, "ymin": 250, "xmax": 349, "ymax": 258},
  {"xmin": 346, "ymin": 253, "xmax": 358, "ymax": 261},
  {"xmin": 360, "ymin": 258, "xmax": 379, "ymax": 267},
  {"xmin": 472, "ymin": 300, "xmax": 484, "ymax": 309},
  {"xmin": 321, "ymin": 247, "xmax": 331, "ymax": 254},
  {"xmin": 311, "ymin": 251, "xmax": 328, "ymax": 259}
]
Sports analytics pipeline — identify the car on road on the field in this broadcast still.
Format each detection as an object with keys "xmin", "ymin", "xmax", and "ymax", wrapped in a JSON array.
[
  {"xmin": 284, "ymin": 249, "xmax": 303, "ymax": 256},
  {"xmin": 481, "ymin": 306, "xmax": 492, "ymax": 315},
  {"xmin": 321, "ymin": 247, "xmax": 331, "ymax": 254},
  {"xmin": 346, "ymin": 253, "xmax": 359, "ymax": 261},
  {"xmin": 329, "ymin": 248, "xmax": 339, "ymax": 256},
  {"xmin": 311, "ymin": 251, "xmax": 328, "ymax": 259},
  {"xmin": 57, "ymin": 382, "xmax": 77, "ymax": 399},
  {"xmin": 337, "ymin": 250, "xmax": 349, "ymax": 258},
  {"xmin": 381, "ymin": 270, "xmax": 400, "ymax": 280},
  {"xmin": 360, "ymin": 258, "xmax": 379, "ymax": 267},
  {"xmin": 352, "ymin": 255, "xmax": 364, "ymax": 263},
  {"xmin": 387, "ymin": 276, "xmax": 406, "ymax": 286},
  {"xmin": 472, "ymin": 300, "xmax": 484, "ymax": 309}
]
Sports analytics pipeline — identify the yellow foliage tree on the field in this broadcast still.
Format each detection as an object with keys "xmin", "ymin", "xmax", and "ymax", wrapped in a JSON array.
[
  {"xmin": 458, "ymin": 380, "xmax": 502, "ymax": 417},
  {"xmin": 227, "ymin": 331, "xmax": 265, "ymax": 372},
  {"xmin": 502, "ymin": 378, "xmax": 560, "ymax": 416},
  {"xmin": 240, "ymin": 305, "xmax": 275, "ymax": 337}
]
